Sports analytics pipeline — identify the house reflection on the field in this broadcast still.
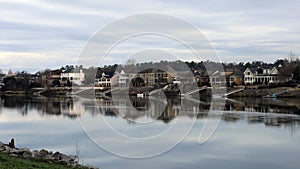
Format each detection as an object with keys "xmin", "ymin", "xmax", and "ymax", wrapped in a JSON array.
[
  {"xmin": 96, "ymin": 97, "xmax": 181, "ymax": 123},
  {"xmin": 1, "ymin": 96, "xmax": 300, "ymax": 132}
]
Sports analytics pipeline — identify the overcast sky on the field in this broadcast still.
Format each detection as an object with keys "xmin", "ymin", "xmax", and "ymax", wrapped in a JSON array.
[{"xmin": 1, "ymin": 0, "xmax": 300, "ymax": 73}]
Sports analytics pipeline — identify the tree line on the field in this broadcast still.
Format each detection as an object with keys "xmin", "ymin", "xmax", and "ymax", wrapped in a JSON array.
[{"xmin": 1, "ymin": 57, "xmax": 300, "ymax": 92}]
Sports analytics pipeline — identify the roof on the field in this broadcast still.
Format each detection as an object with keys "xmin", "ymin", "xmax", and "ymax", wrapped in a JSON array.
[
  {"xmin": 225, "ymin": 72, "xmax": 234, "ymax": 76},
  {"xmin": 224, "ymin": 68, "xmax": 233, "ymax": 73},
  {"xmin": 209, "ymin": 70, "xmax": 225, "ymax": 76},
  {"xmin": 245, "ymin": 66, "xmax": 278, "ymax": 75},
  {"xmin": 231, "ymin": 70, "xmax": 243, "ymax": 76},
  {"xmin": 139, "ymin": 68, "xmax": 165, "ymax": 73},
  {"xmin": 96, "ymin": 70, "xmax": 114, "ymax": 78},
  {"xmin": 50, "ymin": 69, "xmax": 62, "ymax": 75},
  {"xmin": 62, "ymin": 68, "xmax": 83, "ymax": 73},
  {"xmin": 246, "ymin": 68, "xmax": 257, "ymax": 73}
]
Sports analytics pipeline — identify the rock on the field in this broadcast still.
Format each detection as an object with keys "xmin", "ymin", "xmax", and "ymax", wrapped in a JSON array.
[
  {"xmin": 15, "ymin": 148, "xmax": 32, "ymax": 158},
  {"xmin": 8, "ymin": 138, "xmax": 15, "ymax": 148},
  {"xmin": 0, "ymin": 142, "xmax": 5, "ymax": 151},
  {"xmin": 32, "ymin": 149, "xmax": 50, "ymax": 160},
  {"xmin": 53, "ymin": 151, "xmax": 62, "ymax": 160},
  {"xmin": 5, "ymin": 147, "xmax": 30, "ymax": 157},
  {"xmin": 48, "ymin": 152, "xmax": 78, "ymax": 166},
  {"xmin": 23, "ymin": 150, "xmax": 32, "ymax": 158},
  {"xmin": 8, "ymin": 148, "xmax": 22, "ymax": 155},
  {"xmin": 32, "ymin": 150, "xmax": 40, "ymax": 158},
  {"xmin": 0, "ymin": 140, "xmax": 98, "ymax": 168},
  {"xmin": 3, "ymin": 145, "xmax": 13, "ymax": 153},
  {"xmin": 39, "ymin": 149, "xmax": 49, "ymax": 156}
]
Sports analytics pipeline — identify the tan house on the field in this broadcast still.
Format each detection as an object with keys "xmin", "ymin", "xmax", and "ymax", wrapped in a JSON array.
[
  {"xmin": 113, "ymin": 69, "xmax": 173, "ymax": 87},
  {"xmin": 42, "ymin": 69, "xmax": 62, "ymax": 87},
  {"xmin": 229, "ymin": 70, "xmax": 244, "ymax": 86}
]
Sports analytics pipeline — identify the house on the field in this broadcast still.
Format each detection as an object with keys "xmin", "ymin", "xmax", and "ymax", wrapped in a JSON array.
[
  {"xmin": 107, "ymin": 70, "xmax": 130, "ymax": 87},
  {"xmin": 209, "ymin": 70, "xmax": 227, "ymax": 86},
  {"xmin": 30, "ymin": 72, "xmax": 42, "ymax": 87},
  {"xmin": 229, "ymin": 70, "xmax": 244, "ymax": 86},
  {"xmin": 6, "ymin": 70, "xmax": 15, "ymax": 77},
  {"xmin": 135, "ymin": 68, "xmax": 173, "ymax": 87},
  {"xmin": 198, "ymin": 71, "xmax": 210, "ymax": 86},
  {"xmin": 42, "ymin": 69, "xmax": 62, "ymax": 87},
  {"xmin": 243, "ymin": 66, "xmax": 282, "ymax": 85},
  {"xmin": 209, "ymin": 69, "xmax": 243, "ymax": 87},
  {"xmin": 0, "ymin": 72, "xmax": 6, "ymax": 89},
  {"xmin": 112, "ymin": 69, "xmax": 173, "ymax": 87},
  {"xmin": 118, "ymin": 70, "xmax": 130, "ymax": 87},
  {"xmin": 94, "ymin": 72, "xmax": 112, "ymax": 88},
  {"xmin": 172, "ymin": 70, "xmax": 197, "ymax": 86},
  {"xmin": 61, "ymin": 69, "xmax": 85, "ymax": 86}
]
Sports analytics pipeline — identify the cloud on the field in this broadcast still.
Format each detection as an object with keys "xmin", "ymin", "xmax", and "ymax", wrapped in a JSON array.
[
  {"xmin": 0, "ymin": 51, "xmax": 78, "ymax": 73},
  {"xmin": 0, "ymin": 0, "xmax": 300, "ymax": 72}
]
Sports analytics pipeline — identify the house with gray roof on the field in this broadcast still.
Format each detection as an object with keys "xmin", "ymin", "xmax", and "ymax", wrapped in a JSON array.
[{"xmin": 243, "ymin": 66, "xmax": 283, "ymax": 85}]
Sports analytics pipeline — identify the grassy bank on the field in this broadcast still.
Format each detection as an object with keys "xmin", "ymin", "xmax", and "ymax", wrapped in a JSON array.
[{"xmin": 0, "ymin": 152, "xmax": 84, "ymax": 169}]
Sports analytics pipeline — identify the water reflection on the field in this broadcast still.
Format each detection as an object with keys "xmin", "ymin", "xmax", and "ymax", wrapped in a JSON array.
[
  {"xmin": 0, "ymin": 96, "xmax": 77, "ymax": 118},
  {"xmin": 1, "ymin": 96, "xmax": 300, "ymax": 129},
  {"xmin": 225, "ymin": 97, "xmax": 300, "ymax": 115},
  {"xmin": 1, "ymin": 96, "xmax": 300, "ymax": 168}
]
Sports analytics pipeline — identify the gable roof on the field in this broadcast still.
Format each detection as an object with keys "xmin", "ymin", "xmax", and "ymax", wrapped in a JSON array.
[
  {"xmin": 244, "ymin": 66, "xmax": 279, "ymax": 76},
  {"xmin": 245, "ymin": 68, "xmax": 256, "ymax": 74}
]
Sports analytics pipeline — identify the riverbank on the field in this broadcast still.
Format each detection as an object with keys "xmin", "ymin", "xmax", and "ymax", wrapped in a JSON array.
[
  {"xmin": 228, "ymin": 86, "xmax": 300, "ymax": 97},
  {"xmin": 0, "ymin": 139, "xmax": 98, "ymax": 169},
  {"xmin": 0, "ymin": 152, "xmax": 85, "ymax": 169}
]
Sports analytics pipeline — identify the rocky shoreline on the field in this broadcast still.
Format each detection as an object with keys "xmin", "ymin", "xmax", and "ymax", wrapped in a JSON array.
[{"xmin": 0, "ymin": 139, "xmax": 98, "ymax": 169}]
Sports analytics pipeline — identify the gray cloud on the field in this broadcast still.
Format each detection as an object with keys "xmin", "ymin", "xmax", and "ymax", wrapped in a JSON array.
[{"xmin": 0, "ymin": 0, "xmax": 300, "ymax": 72}]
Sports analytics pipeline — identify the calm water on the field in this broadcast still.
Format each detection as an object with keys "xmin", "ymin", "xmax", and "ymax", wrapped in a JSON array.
[{"xmin": 1, "ymin": 95, "xmax": 300, "ymax": 169}]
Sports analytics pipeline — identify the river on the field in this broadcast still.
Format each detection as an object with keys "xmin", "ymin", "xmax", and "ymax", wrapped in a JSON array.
[{"xmin": 0, "ymin": 95, "xmax": 300, "ymax": 169}]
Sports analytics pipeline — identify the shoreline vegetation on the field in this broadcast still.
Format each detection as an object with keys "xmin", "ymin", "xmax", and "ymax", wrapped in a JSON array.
[{"xmin": 0, "ymin": 139, "xmax": 98, "ymax": 169}]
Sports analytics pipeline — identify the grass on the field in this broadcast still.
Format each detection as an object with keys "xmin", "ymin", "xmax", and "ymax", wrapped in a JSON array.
[{"xmin": 0, "ymin": 152, "xmax": 84, "ymax": 169}]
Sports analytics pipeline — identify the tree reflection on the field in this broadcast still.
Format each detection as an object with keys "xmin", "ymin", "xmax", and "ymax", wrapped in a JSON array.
[{"xmin": 1, "ymin": 96, "xmax": 300, "ymax": 132}]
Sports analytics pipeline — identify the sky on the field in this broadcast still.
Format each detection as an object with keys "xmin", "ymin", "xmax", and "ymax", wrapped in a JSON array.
[{"xmin": 1, "ymin": 0, "xmax": 300, "ymax": 73}]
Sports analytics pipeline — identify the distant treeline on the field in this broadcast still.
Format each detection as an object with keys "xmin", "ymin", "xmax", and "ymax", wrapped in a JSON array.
[{"xmin": 1, "ymin": 58, "xmax": 300, "ymax": 92}]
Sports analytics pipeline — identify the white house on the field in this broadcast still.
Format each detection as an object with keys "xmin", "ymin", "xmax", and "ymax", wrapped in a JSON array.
[
  {"xmin": 61, "ymin": 69, "xmax": 85, "ymax": 86},
  {"xmin": 94, "ymin": 72, "xmax": 111, "ymax": 88},
  {"xmin": 209, "ymin": 70, "xmax": 227, "ymax": 86},
  {"xmin": 243, "ymin": 67, "xmax": 279, "ymax": 85},
  {"xmin": 105, "ymin": 70, "xmax": 130, "ymax": 87}
]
